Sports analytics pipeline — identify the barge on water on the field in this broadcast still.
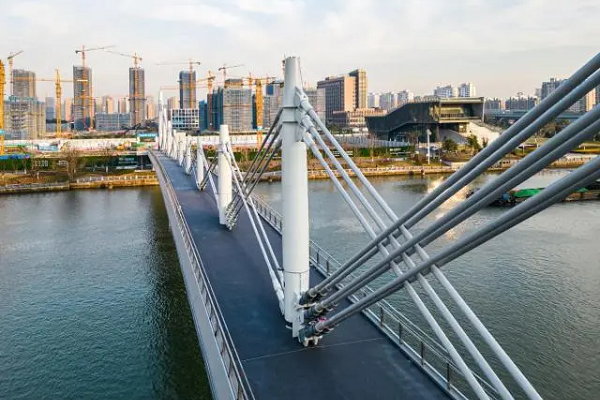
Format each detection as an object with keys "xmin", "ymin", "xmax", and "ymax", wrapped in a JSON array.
[{"xmin": 469, "ymin": 180, "xmax": 600, "ymax": 206}]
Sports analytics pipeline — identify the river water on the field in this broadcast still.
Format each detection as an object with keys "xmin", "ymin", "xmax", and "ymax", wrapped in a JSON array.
[
  {"xmin": 0, "ymin": 188, "xmax": 211, "ymax": 400},
  {"xmin": 254, "ymin": 170, "xmax": 600, "ymax": 400},
  {"xmin": 1, "ymin": 171, "xmax": 598, "ymax": 400}
]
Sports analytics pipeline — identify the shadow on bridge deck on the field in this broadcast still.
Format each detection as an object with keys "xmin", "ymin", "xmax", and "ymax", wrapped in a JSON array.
[{"xmin": 158, "ymin": 153, "xmax": 449, "ymax": 400}]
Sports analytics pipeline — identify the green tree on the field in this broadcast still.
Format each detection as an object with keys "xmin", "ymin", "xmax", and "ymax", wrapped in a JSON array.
[
  {"xmin": 466, "ymin": 134, "xmax": 481, "ymax": 155},
  {"xmin": 442, "ymin": 137, "xmax": 458, "ymax": 153}
]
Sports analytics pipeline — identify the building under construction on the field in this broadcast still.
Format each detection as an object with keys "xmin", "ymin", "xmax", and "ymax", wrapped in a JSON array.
[
  {"xmin": 129, "ymin": 67, "xmax": 146, "ymax": 125},
  {"xmin": 179, "ymin": 70, "xmax": 196, "ymax": 109},
  {"xmin": 73, "ymin": 66, "xmax": 93, "ymax": 130},
  {"xmin": 3, "ymin": 96, "xmax": 45, "ymax": 140},
  {"xmin": 12, "ymin": 69, "xmax": 36, "ymax": 98},
  {"xmin": 211, "ymin": 79, "xmax": 253, "ymax": 132}
]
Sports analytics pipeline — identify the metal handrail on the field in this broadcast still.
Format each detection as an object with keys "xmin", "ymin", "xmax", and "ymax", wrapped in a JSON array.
[
  {"xmin": 150, "ymin": 150, "xmax": 254, "ymax": 400},
  {"xmin": 250, "ymin": 194, "xmax": 499, "ymax": 399}
]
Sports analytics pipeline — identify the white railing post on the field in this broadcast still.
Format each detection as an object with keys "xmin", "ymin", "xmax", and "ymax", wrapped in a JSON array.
[
  {"xmin": 184, "ymin": 138, "xmax": 192, "ymax": 174},
  {"xmin": 218, "ymin": 125, "xmax": 232, "ymax": 225},
  {"xmin": 196, "ymin": 136, "xmax": 204, "ymax": 188},
  {"xmin": 281, "ymin": 56, "xmax": 310, "ymax": 330}
]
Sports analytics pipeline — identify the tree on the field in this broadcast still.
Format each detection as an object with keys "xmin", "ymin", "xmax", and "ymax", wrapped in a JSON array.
[
  {"xmin": 442, "ymin": 137, "xmax": 458, "ymax": 153},
  {"xmin": 61, "ymin": 144, "xmax": 81, "ymax": 181},
  {"xmin": 466, "ymin": 134, "xmax": 481, "ymax": 155},
  {"xmin": 100, "ymin": 146, "xmax": 115, "ymax": 173}
]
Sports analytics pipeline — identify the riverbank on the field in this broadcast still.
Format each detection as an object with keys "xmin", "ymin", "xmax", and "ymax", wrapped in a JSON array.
[{"xmin": 0, "ymin": 173, "xmax": 158, "ymax": 194}]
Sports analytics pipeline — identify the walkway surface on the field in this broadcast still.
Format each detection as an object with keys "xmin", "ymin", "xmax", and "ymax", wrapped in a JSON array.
[{"xmin": 158, "ymin": 153, "xmax": 449, "ymax": 400}]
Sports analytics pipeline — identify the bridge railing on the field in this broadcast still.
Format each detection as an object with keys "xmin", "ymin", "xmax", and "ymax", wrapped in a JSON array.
[
  {"xmin": 251, "ymin": 195, "xmax": 499, "ymax": 400},
  {"xmin": 150, "ymin": 150, "xmax": 254, "ymax": 400}
]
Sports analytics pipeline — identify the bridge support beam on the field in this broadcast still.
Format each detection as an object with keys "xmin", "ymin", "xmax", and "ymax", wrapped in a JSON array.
[
  {"xmin": 218, "ymin": 125, "xmax": 232, "ymax": 225},
  {"xmin": 281, "ymin": 56, "xmax": 310, "ymax": 330},
  {"xmin": 196, "ymin": 136, "xmax": 204, "ymax": 188}
]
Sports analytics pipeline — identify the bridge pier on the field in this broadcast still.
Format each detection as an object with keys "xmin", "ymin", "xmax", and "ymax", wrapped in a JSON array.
[
  {"xmin": 218, "ymin": 125, "xmax": 232, "ymax": 226},
  {"xmin": 281, "ymin": 56, "xmax": 310, "ymax": 331}
]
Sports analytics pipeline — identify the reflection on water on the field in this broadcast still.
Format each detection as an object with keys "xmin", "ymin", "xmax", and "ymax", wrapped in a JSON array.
[
  {"xmin": 255, "ymin": 170, "xmax": 600, "ymax": 400},
  {"xmin": 0, "ymin": 188, "xmax": 211, "ymax": 400}
]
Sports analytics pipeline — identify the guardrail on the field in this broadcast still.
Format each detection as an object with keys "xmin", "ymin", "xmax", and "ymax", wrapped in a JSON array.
[
  {"xmin": 0, "ymin": 181, "xmax": 68, "ymax": 190},
  {"xmin": 251, "ymin": 196, "xmax": 499, "ymax": 400},
  {"xmin": 150, "ymin": 151, "xmax": 253, "ymax": 400},
  {"xmin": 75, "ymin": 174, "xmax": 157, "ymax": 183}
]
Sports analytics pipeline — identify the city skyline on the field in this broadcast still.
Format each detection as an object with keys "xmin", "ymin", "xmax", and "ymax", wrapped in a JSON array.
[{"xmin": 2, "ymin": 0, "xmax": 599, "ymax": 100}]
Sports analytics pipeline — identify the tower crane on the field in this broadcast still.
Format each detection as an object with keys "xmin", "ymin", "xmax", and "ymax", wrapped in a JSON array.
[
  {"xmin": 246, "ymin": 74, "xmax": 276, "ymax": 146},
  {"xmin": 156, "ymin": 59, "xmax": 201, "ymax": 108},
  {"xmin": 218, "ymin": 64, "xmax": 243, "ymax": 88},
  {"xmin": 106, "ymin": 50, "xmax": 144, "ymax": 124},
  {"xmin": 74, "ymin": 45, "xmax": 114, "ymax": 130},
  {"xmin": 7, "ymin": 50, "xmax": 23, "ymax": 96},
  {"xmin": 0, "ymin": 60, "xmax": 5, "ymax": 155}
]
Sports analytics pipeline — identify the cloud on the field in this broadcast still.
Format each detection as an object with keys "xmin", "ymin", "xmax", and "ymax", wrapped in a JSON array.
[{"xmin": 235, "ymin": 0, "xmax": 304, "ymax": 14}]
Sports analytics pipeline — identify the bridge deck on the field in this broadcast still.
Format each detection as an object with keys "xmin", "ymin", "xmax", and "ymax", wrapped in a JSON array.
[{"xmin": 158, "ymin": 153, "xmax": 448, "ymax": 400}]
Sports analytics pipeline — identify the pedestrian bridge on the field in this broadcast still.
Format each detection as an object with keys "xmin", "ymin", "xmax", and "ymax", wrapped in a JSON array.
[{"xmin": 152, "ymin": 54, "xmax": 600, "ymax": 399}]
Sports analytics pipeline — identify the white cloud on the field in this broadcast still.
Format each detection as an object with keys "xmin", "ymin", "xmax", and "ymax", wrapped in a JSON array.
[{"xmin": 235, "ymin": 0, "xmax": 304, "ymax": 15}]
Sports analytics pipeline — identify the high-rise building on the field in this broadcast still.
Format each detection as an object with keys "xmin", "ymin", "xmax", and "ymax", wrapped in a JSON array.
[
  {"xmin": 317, "ymin": 75, "xmax": 356, "ymax": 124},
  {"xmin": 73, "ymin": 66, "xmax": 93, "ymax": 130},
  {"xmin": 262, "ymin": 81, "xmax": 283, "ymax": 129},
  {"xmin": 211, "ymin": 79, "xmax": 253, "ymax": 132},
  {"xmin": 458, "ymin": 82, "xmax": 476, "ymax": 97},
  {"xmin": 569, "ymin": 89, "xmax": 596, "ymax": 114},
  {"xmin": 433, "ymin": 84, "xmax": 457, "ymax": 98},
  {"xmin": 397, "ymin": 90, "xmax": 414, "ymax": 105},
  {"xmin": 129, "ymin": 67, "xmax": 146, "ymax": 125},
  {"xmin": 485, "ymin": 98, "xmax": 504, "ymax": 111},
  {"xmin": 541, "ymin": 78, "xmax": 563, "ymax": 100},
  {"xmin": 348, "ymin": 69, "xmax": 367, "ymax": 109},
  {"xmin": 304, "ymin": 87, "xmax": 326, "ymax": 122},
  {"xmin": 12, "ymin": 69, "xmax": 36, "ymax": 99},
  {"xmin": 199, "ymin": 100, "xmax": 209, "ymax": 131},
  {"xmin": 146, "ymin": 95, "xmax": 156, "ymax": 120},
  {"xmin": 45, "ymin": 96, "xmax": 56, "ymax": 120},
  {"xmin": 379, "ymin": 92, "xmax": 398, "ymax": 111},
  {"xmin": 367, "ymin": 93, "xmax": 380, "ymax": 108},
  {"xmin": 64, "ymin": 97, "xmax": 73, "ymax": 121},
  {"xmin": 118, "ymin": 97, "xmax": 129, "ymax": 113},
  {"xmin": 167, "ymin": 96, "xmax": 179, "ymax": 110},
  {"xmin": 505, "ymin": 96, "xmax": 538, "ymax": 111},
  {"xmin": 179, "ymin": 70, "xmax": 197, "ymax": 109},
  {"xmin": 102, "ymin": 96, "xmax": 115, "ymax": 114}
]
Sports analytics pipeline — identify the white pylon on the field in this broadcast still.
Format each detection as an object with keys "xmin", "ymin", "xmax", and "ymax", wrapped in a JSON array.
[
  {"xmin": 218, "ymin": 125, "xmax": 232, "ymax": 225},
  {"xmin": 280, "ymin": 56, "xmax": 310, "ymax": 330},
  {"xmin": 184, "ymin": 140, "xmax": 192, "ymax": 174},
  {"xmin": 196, "ymin": 136, "xmax": 204, "ymax": 189}
]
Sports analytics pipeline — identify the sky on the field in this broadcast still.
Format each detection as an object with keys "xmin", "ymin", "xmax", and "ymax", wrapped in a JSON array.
[{"xmin": 1, "ymin": 0, "xmax": 599, "ymax": 101}]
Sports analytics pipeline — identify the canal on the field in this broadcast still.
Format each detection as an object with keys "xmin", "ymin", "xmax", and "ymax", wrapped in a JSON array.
[
  {"xmin": 0, "ymin": 188, "xmax": 211, "ymax": 399},
  {"xmin": 255, "ymin": 170, "xmax": 600, "ymax": 400}
]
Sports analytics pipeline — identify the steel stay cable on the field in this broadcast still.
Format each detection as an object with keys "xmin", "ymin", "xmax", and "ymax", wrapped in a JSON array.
[
  {"xmin": 222, "ymin": 145, "xmax": 285, "ymax": 310},
  {"xmin": 305, "ymin": 157, "xmax": 600, "ymax": 337},
  {"xmin": 225, "ymin": 143, "xmax": 284, "ymax": 284},
  {"xmin": 301, "ymin": 131, "xmax": 498, "ymax": 399}
]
